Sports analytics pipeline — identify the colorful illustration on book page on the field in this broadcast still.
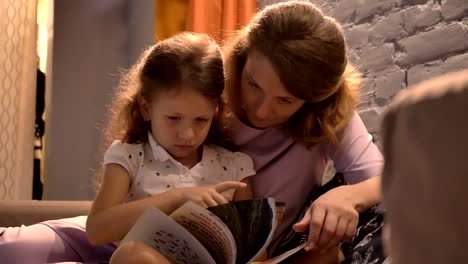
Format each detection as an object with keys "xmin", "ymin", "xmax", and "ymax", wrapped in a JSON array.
[
  {"xmin": 121, "ymin": 207, "xmax": 216, "ymax": 264},
  {"xmin": 171, "ymin": 201, "xmax": 236, "ymax": 264},
  {"xmin": 152, "ymin": 230, "xmax": 201, "ymax": 264}
]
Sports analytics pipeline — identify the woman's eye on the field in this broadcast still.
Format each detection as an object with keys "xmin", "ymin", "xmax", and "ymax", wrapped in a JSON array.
[
  {"xmin": 195, "ymin": 118, "xmax": 209, "ymax": 123},
  {"xmin": 248, "ymin": 80, "xmax": 260, "ymax": 89},
  {"xmin": 278, "ymin": 98, "xmax": 292, "ymax": 104}
]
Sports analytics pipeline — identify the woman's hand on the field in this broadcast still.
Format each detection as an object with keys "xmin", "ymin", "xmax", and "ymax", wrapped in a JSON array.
[
  {"xmin": 293, "ymin": 185, "xmax": 359, "ymax": 253},
  {"xmin": 176, "ymin": 181, "xmax": 247, "ymax": 207}
]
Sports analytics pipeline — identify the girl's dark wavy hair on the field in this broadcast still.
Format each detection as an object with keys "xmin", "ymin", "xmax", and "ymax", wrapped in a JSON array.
[{"xmin": 94, "ymin": 32, "xmax": 229, "ymax": 189}]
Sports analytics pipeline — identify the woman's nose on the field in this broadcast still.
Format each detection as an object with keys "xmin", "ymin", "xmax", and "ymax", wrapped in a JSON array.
[{"xmin": 255, "ymin": 100, "xmax": 273, "ymax": 120}]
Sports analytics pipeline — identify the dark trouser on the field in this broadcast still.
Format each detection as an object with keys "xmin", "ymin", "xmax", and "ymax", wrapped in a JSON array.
[{"xmin": 273, "ymin": 173, "xmax": 387, "ymax": 264}]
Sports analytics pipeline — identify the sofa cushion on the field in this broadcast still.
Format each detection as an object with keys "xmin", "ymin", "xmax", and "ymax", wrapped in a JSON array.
[
  {"xmin": 382, "ymin": 69, "xmax": 468, "ymax": 264},
  {"xmin": 0, "ymin": 200, "xmax": 91, "ymax": 227}
]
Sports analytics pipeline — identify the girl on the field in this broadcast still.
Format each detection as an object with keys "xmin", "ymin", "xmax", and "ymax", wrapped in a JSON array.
[
  {"xmin": 88, "ymin": 31, "xmax": 258, "ymax": 262},
  {"xmin": 0, "ymin": 32, "xmax": 255, "ymax": 264},
  {"xmin": 86, "ymin": 31, "xmax": 255, "ymax": 246}
]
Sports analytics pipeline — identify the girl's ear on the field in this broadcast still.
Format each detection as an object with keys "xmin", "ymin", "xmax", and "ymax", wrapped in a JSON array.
[{"xmin": 138, "ymin": 96, "xmax": 151, "ymax": 121}]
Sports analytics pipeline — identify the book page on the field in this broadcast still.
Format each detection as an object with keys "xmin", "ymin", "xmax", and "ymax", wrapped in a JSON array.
[
  {"xmin": 122, "ymin": 207, "xmax": 216, "ymax": 264},
  {"xmin": 262, "ymin": 243, "xmax": 306, "ymax": 264},
  {"xmin": 170, "ymin": 201, "xmax": 237, "ymax": 264},
  {"xmin": 207, "ymin": 198, "xmax": 277, "ymax": 264}
]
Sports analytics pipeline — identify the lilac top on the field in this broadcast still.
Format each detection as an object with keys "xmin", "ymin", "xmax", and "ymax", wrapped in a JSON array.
[{"xmin": 230, "ymin": 112, "xmax": 383, "ymax": 248}]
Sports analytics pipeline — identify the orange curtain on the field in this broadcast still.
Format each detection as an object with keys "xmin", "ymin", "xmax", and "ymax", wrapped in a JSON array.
[
  {"xmin": 186, "ymin": 0, "xmax": 257, "ymax": 42},
  {"xmin": 155, "ymin": 0, "xmax": 257, "ymax": 42},
  {"xmin": 155, "ymin": 0, "xmax": 189, "ymax": 41}
]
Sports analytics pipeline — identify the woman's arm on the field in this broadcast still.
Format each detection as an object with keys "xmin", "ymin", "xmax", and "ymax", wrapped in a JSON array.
[
  {"xmin": 348, "ymin": 175, "xmax": 381, "ymax": 213},
  {"xmin": 231, "ymin": 151, "xmax": 256, "ymax": 201},
  {"xmin": 232, "ymin": 177, "xmax": 254, "ymax": 201},
  {"xmin": 294, "ymin": 113, "xmax": 384, "ymax": 251}
]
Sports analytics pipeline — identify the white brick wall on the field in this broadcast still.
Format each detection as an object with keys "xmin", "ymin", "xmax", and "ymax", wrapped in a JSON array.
[{"xmin": 258, "ymin": 0, "xmax": 468, "ymax": 139}]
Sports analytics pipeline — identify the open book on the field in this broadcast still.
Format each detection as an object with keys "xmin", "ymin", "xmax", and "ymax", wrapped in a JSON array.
[{"xmin": 122, "ymin": 198, "xmax": 305, "ymax": 264}]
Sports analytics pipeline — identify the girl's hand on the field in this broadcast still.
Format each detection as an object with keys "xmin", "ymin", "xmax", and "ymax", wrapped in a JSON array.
[
  {"xmin": 293, "ymin": 185, "xmax": 359, "ymax": 252},
  {"xmin": 177, "ymin": 181, "xmax": 247, "ymax": 207}
]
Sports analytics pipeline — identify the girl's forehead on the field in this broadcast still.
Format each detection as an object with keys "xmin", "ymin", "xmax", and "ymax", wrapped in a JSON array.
[
  {"xmin": 153, "ymin": 88, "xmax": 216, "ymax": 112},
  {"xmin": 152, "ymin": 86, "xmax": 209, "ymax": 101}
]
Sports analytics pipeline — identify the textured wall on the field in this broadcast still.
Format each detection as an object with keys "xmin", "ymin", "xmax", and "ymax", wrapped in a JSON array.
[
  {"xmin": 0, "ymin": 0, "xmax": 38, "ymax": 200},
  {"xmin": 44, "ymin": 0, "xmax": 129, "ymax": 200},
  {"xmin": 44, "ymin": 0, "xmax": 155, "ymax": 200},
  {"xmin": 259, "ymin": 0, "xmax": 468, "ymax": 141}
]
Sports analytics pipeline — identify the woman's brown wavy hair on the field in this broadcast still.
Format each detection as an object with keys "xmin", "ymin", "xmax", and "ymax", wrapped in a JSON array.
[{"xmin": 224, "ymin": 1, "xmax": 361, "ymax": 148}]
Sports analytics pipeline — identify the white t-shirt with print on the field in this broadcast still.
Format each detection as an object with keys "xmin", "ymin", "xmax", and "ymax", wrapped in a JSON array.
[{"xmin": 103, "ymin": 132, "xmax": 255, "ymax": 202}]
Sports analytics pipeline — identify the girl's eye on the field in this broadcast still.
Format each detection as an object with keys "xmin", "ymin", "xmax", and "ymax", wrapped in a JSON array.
[
  {"xmin": 167, "ymin": 116, "xmax": 181, "ymax": 121},
  {"xmin": 195, "ymin": 118, "xmax": 209, "ymax": 123}
]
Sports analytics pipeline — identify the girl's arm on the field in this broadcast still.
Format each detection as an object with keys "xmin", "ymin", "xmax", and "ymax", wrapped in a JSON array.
[
  {"xmin": 86, "ymin": 164, "xmax": 187, "ymax": 245},
  {"xmin": 87, "ymin": 163, "xmax": 247, "ymax": 245}
]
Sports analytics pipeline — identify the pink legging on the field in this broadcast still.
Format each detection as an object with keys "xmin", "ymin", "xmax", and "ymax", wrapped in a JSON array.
[{"xmin": 0, "ymin": 219, "xmax": 115, "ymax": 264}]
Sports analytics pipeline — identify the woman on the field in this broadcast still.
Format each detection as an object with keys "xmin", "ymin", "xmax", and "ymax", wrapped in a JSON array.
[{"xmin": 221, "ymin": 1, "xmax": 383, "ymax": 262}]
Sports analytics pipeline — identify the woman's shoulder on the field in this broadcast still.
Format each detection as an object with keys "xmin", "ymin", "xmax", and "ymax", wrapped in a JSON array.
[
  {"xmin": 322, "ymin": 112, "xmax": 384, "ymax": 182},
  {"xmin": 322, "ymin": 112, "xmax": 370, "ymax": 149},
  {"xmin": 205, "ymin": 144, "xmax": 256, "ymax": 180},
  {"xmin": 206, "ymin": 144, "xmax": 252, "ymax": 161}
]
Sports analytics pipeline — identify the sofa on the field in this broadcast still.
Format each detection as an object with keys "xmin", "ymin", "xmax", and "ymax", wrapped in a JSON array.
[
  {"xmin": 0, "ymin": 200, "xmax": 91, "ymax": 227},
  {"xmin": 382, "ymin": 69, "xmax": 468, "ymax": 263}
]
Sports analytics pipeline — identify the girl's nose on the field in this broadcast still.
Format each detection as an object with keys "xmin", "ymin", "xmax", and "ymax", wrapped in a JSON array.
[{"xmin": 178, "ymin": 127, "xmax": 195, "ymax": 141}]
